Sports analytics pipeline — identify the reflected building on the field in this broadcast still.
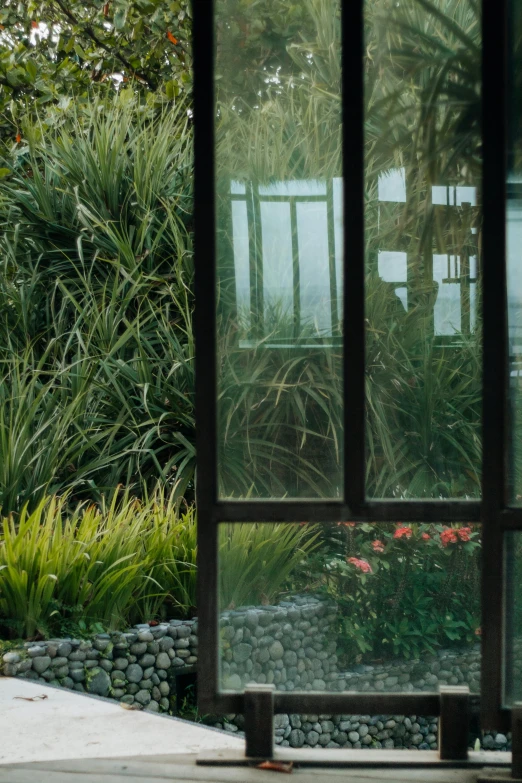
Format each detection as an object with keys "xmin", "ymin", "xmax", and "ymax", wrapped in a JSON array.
[{"xmin": 227, "ymin": 170, "xmax": 480, "ymax": 346}]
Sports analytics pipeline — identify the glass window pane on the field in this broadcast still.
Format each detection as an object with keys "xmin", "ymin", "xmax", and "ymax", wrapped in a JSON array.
[
  {"xmin": 504, "ymin": 532, "xmax": 522, "ymax": 707},
  {"xmin": 508, "ymin": 1, "xmax": 522, "ymax": 503},
  {"xmin": 215, "ymin": 0, "xmax": 343, "ymax": 499},
  {"xmin": 365, "ymin": 1, "xmax": 482, "ymax": 499},
  {"xmin": 218, "ymin": 522, "xmax": 481, "ymax": 697}
]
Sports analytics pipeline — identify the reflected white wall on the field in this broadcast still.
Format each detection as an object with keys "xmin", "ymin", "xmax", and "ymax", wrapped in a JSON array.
[
  {"xmin": 507, "ymin": 192, "xmax": 522, "ymax": 356},
  {"xmin": 296, "ymin": 201, "xmax": 331, "ymax": 334},
  {"xmin": 230, "ymin": 172, "xmax": 479, "ymax": 340},
  {"xmin": 260, "ymin": 201, "xmax": 293, "ymax": 324}
]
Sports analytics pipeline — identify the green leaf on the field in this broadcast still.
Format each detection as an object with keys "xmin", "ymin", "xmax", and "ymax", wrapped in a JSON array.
[
  {"xmin": 113, "ymin": 8, "xmax": 128, "ymax": 30},
  {"xmin": 165, "ymin": 80, "xmax": 179, "ymax": 100},
  {"xmin": 25, "ymin": 59, "xmax": 37, "ymax": 82}
]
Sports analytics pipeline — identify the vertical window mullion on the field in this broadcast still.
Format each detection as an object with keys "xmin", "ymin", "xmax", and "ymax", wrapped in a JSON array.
[
  {"xmin": 481, "ymin": 0, "xmax": 509, "ymax": 730},
  {"xmin": 343, "ymin": 0, "xmax": 366, "ymax": 513},
  {"xmin": 290, "ymin": 197, "xmax": 301, "ymax": 339},
  {"xmin": 194, "ymin": 0, "xmax": 219, "ymax": 713}
]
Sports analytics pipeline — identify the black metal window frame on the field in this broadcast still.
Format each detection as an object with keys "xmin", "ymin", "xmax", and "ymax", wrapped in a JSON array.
[{"xmin": 194, "ymin": 0, "xmax": 513, "ymax": 740}]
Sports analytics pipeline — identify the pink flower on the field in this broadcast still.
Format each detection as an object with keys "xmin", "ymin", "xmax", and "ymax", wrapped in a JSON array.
[
  {"xmin": 347, "ymin": 557, "xmax": 372, "ymax": 574},
  {"xmin": 393, "ymin": 525, "xmax": 412, "ymax": 539},
  {"xmin": 372, "ymin": 539, "xmax": 385, "ymax": 553},
  {"xmin": 440, "ymin": 528, "xmax": 458, "ymax": 547},
  {"xmin": 421, "ymin": 533, "xmax": 431, "ymax": 540},
  {"xmin": 457, "ymin": 526, "xmax": 472, "ymax": 542}
]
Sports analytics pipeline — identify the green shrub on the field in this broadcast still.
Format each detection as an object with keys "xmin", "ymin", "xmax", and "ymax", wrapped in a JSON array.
[
  {"xmin": 0, "ymin": 97, "xmax": 195, "ymax": 512},
  {"xmin": 0, "ymin": 486, "xmax": 197, "ymax": 639},
  {"xmin": 219, "ymin": 523, "xmax": 321, "ymax": 609},
  {"xmin": 298, "ymin": 521, "xmax": 481, "ymax": 663}
]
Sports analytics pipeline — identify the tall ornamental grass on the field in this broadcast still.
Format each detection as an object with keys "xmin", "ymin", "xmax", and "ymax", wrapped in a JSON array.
[
  {"xmin": 219, "ymin": 523, "xmax": 321, "ymax": 609},
  {"xmin": 0, "ymin": 96, "xmax": 195, "ymax": 512},
  {"xmin": 0, "ymin": 488, "xmax": 318, "ymax": 639},
  {"xmin": 0, "ymin": 486, "xmax": 197, "ymax": 640}
]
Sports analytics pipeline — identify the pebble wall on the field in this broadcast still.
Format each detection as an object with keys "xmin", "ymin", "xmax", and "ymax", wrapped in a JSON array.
[
  {"xmin": 0, "ymin": 596, "xmax": 510, "ymax": 751},
  {"xmin": 1, "ymin": 619, "xmax": 198, "ymax": 713}
]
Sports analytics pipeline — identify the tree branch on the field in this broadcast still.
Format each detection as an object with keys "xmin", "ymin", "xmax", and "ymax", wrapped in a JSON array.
[{"xmin": 52, "ymin": 0, "xmax": 158, "ymax": 90}]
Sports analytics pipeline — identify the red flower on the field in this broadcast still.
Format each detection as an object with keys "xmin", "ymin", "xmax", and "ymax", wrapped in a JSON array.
[
  {"xmin": 440, "ymin": 528, "xmax": 458, "ymax": 547},
  {"xmin": 372, "ymin": 539, "xmax": 385, "ymax": 553},
  {"xmin": 347, "ymin": 557, "xmax": 372, "ymax": 574},
  {"xmin": 394, "ymin": 525, "xmax": 412, "ymax": 539},
  {"xmin": 338, "ymin": 521, "xmax": 356, "ymax": 527},
  {"xmin": 421, "ymin": 532, "xmax": 431, "ymax": 540},
  {"xmin": 457, "ymin": 526, "xmax": 472, "ymax": 542}
]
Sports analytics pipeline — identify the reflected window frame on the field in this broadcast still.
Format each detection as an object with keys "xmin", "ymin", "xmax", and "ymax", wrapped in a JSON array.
[
  {"xmin": 373, "ymin": 171, "xmax": 481, "ymax": 347},
  {"xmin": 226, "ymin": 179, "xmax": 343, "ymax": 347}
]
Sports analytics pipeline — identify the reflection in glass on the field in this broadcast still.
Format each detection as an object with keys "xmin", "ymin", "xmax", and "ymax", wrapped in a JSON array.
[
  {"xmin": 215, "ymin": 0, "xmax": 343, "ymax": 499},
  {"xmin": 229, "ymin": 180, "xmax": 342, "ymax": 341},
  {"xmin": 218, "ymin": 522, "xmax": 481, "ymax": 696},
  {"xmin": 365, "ymin": 1, "xmax": 482, "ymax": 499},
  {"xmin": 508, "ymin": 1, "xmax": 522, "ymax": 503}
]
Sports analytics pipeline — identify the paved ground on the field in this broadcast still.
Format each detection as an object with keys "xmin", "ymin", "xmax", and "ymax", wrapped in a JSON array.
[
  {"xmin": 0, "ymin": 678, "xmax": 243, "ymax": 765},
  {"xmin": 0, "ymin": 678, "xmax": 512, "ymax": 782},
  {"xmin": 0, "ymin": 754, "xmax": 511, "ymax": 783}
]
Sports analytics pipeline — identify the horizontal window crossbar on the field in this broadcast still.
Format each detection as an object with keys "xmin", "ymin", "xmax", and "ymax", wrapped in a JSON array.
[
  {"xmin": 499, "ymin": 508, "xmax": 522, "ymax": 528},
  {"xmin": 229, "ymin": 194, "xmax": 329, "ymax": 203},
  {"xmin": 199, "ymin": 691, "xmax": 494, "ymax": 718},
  {"xmin": 212, "ymin": 500, "xmax": 481, "ymax": 523}
]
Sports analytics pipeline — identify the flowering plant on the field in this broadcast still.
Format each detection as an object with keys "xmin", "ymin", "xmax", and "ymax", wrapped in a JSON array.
[
  {"xmin": 346, "ymin": 556, "xmax": 372, "ymax": 573},
  {"xmin": 297, "ymin": 521, "xmax": 481, "ymax": 664}
]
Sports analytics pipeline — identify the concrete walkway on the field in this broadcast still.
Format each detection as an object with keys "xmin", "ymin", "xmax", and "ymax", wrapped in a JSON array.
[{"xmin": 0, "ymin": 678, "xmax": 243, "ymax": 765}]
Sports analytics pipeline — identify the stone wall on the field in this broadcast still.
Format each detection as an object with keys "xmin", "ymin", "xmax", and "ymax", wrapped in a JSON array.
[
  {"xmin": 0, "ymin": 597, "xmax": 510, "ymax": 752},
  {"xmin": 215, "ymin": 641, "xmax": 508, "ymax": 751},
  {"xmin": 1, "ymin": 619, "xmax": 198, "ymax": 713},
  {"xmin": 337, "ymin": 646, "xmax": 481, "ymax": 694},
  {"xmin": 219, "ymin": 595, "xmax": 339, "ymax": 692},
  {"xmin": 214, "ymin": 712, "xmax": 508, "ymax": 751}
]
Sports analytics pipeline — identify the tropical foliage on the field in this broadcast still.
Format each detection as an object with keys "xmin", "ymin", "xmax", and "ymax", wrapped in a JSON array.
[
  {"xmin": 0, "ymin": 96, "xmax": 195, "ymax": 513},
  {"xmin": 0, "ymin": 0, "xmax": 489, "ymax": 667},
  {"xmin": 0, "ymin": 486, "xmax": 197, "ymax": 640},
  {"xmin": 0, "ymin": 0, "xmax": 192, "ymax": 144},
  {"xmin": 298, "ymin": 521, "xmax": 481, "ymax": 663}
]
